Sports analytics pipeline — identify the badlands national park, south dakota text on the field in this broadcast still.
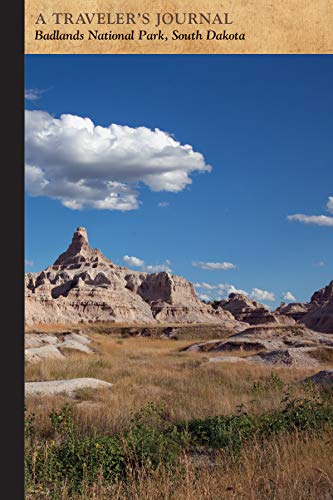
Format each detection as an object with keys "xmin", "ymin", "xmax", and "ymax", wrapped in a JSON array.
[{"xmin": 33, "ymin": 11, "xmax": 245, "ymax": 42}]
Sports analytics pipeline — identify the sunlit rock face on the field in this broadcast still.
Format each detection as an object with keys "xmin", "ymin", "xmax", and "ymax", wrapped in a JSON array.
[
  {"xmin": 300, "ymin": 281, "xmax": 333, "ymax": 333},
  {"xmin": 25, "ymin": 227, "xmax": 246, "ymax": 329},
  {"xmin": 211, "ymin": 293, "xmax": 295, "ymax": 326}
]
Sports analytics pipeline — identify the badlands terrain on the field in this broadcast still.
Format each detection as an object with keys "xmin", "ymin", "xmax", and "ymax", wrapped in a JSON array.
[
  {"xmin": 25, "ymin": 226, "xmax": 333, "ymax": 367},
  {"xmin": 25, "ymin": 227, "xmax": 333, "ymax": 499}
]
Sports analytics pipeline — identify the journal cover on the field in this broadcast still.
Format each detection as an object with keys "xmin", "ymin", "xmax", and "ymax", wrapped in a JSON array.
[{"xmin": 24, "ymin": 1, "xmax": 333, "ymax": 498}]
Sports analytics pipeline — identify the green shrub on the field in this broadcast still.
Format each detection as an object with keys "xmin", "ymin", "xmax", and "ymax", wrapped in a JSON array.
[
  {"xmin": 25, "ymin": 394, "xmax": 333, "ymax": 496},
  {"xmin": 178, "ymin": 393, "xmax": 333, "ymax": 452},
  {"xmin": 252, "ymin": 373, "xmax": 286, "ymax": 394}
]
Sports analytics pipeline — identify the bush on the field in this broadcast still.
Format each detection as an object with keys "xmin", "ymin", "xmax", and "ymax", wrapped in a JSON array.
[
  {"xmin": 25, "ymin": 394, "xmax": 333, "ymax": 496},
  {"xmin": 179, "ymin": 394, "xmax": 333, "ymax": 451},
  {"xmin": 251, "ymin": 373, "xmax": 286, "ymax": 394}
]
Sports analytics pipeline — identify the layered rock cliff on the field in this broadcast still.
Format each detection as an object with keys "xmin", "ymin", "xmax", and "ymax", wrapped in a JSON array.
[
  {"xmin": 25, "ymin": 227, "xmax": 245, "ymax": 329},
  {"xmin": 300, "ymin": 281, "xmax": 333, "ymax": 333},
  {"xmin": 25, "ymin": 227, "xmax": 333, "ymax": 333},
  {"xmin": 210, "ymin": 293, "xmax": 294, "ymax": 326},
  {"xmin": 274, "ymin": 301, "xmax": 310, "ymax": 322}
]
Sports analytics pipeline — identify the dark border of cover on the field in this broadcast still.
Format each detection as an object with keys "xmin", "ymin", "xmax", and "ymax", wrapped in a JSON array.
[{"xmin": 1, "ymin": 0, "xmax": 24, "ymax": 496}]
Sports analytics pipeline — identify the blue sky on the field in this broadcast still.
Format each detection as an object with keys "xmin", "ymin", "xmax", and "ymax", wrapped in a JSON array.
[{"xmin": 25, "ymin": 55, "xmax": 333, "ymax": 307}]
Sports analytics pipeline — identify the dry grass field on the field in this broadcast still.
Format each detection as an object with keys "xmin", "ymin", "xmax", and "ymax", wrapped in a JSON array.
[
  {"xmin": 52, "ymin": 431, "xmax": 333, "ymax": 500},
  {"xmin": 25, "ymin": 329, "xmax": 333, "ymax": 499}
]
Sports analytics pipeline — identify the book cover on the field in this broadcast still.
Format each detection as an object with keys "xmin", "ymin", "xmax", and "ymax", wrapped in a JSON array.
[{"xmin": 23, "ymin": 1, "xmax": 333, "ymax": 497}]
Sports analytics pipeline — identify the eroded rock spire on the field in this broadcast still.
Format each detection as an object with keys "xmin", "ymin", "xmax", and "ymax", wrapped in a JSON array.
[{"xmin": 53, "ymin": 227, "xmax": 96, "ymax": 266}]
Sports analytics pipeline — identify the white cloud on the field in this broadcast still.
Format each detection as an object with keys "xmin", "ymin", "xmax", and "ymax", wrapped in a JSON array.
[
  {"xmin": 144, "ymin": 263, "xmax": 172, "ymax": 273},
  {"xmin": 217, "ymin": 284, "xmax": 248, "ymax": 296},
  {"xmin": 287, "ymin": 214, "xmax": 333, "ymax": 227},
  {"xmin": 123, "ymin": 255, "xmax": 171, "ymax": 273},
  {"xmin": 158, "ymin": 201, "xmax": 169, "ymax": 208},
  {"xmin": 200, "ymin": 282, "xmax": 217, "ymax": 290},
  {"xmin": 25, "ymin": 259, "xmax": 34, "ymax": 267},
  {"xmin": 192, "ymin": 261, "xmax": 236, "ymax": 270},
  {"xmin": 287, "ymin": 197, "xmax": 333, "ymax": 227},
  {"xmin": 194, "ymin": 282, "xmax": 248, "ymax": 301},
  {"xmin": 220, "ymin": 285, "xmax": 248, "ymax": 295},
  {"xmin": 199, "ymin": 293, "xmax": 211, "ymax": 301},
  {"xmin": 25, "ymin": 89, "xmax": 44, "ymax": 101},
  {"xmin": 283, "ymin": 291, "xmax": 296, "ymax": 302},
  {"xmin": 25, "ymin": 110, "xmax": 211, "ymax": 211},
  {"xmin": 250, "ymin": 288, "xmax": 275, "ymax": 302},
  {"xmin": 195, "ymin": 282, "xmax": 276, "ymax": 303},
  {"xmin": 313, "ymin": 261, "xmax": 325, "ymax": 267},
  {"xmin": 123, "ymin": 255, "xmax": 144, "ymax": 268},
  {"xmin": 326, "ymin": 197, "xmax": 333, "ymax": 213}
]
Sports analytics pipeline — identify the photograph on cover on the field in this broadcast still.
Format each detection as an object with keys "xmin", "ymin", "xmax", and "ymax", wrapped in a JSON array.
[{"xmin": 25, "ymin": 55, "xmax": 333, "ymax": 497}]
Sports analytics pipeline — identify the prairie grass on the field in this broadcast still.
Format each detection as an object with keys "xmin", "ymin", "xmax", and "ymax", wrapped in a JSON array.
[
  {"xmin": 35, "ymin": 430, "xmax": 332, "ymax": 500},
  {"xmin": 309, "ymin": 346, "xmax": 333, "ymax": 364},
  {"xmin": 25, "ymin": 322, "xmax": 236, "ymax": 341},
  {"xmin": 25, "ymin": 331, "xmax": 333, "ymax": 498},
  {"xmin": 25, "ymin": 333, "xmax": 325, "ymax": 434}
]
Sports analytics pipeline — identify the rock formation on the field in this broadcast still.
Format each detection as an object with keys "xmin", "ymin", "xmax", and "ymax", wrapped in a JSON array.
[
  {"xmin": 274, "ymin": 301, "xmax": 310, "ymax": 322},
  {"xmin": 25, "ymin": 332, "xmax": 94, "ymax": 363},
  {"xmin": 272, "ymin": 282, "xmax": 333, "ymax": 333},
  {"xmin": 300, "ymin": 281, "xmax": 333, "ymax": 333},
  {"xmin": 248, "ymin": 348, "xmax": 321, "ymax": 367},
  {"xmin": 210, "ymin": 281, "xmax": 333, "ymax": 334},
  {"xmin": 184, "ymin": 324, "xmax": 333, "ymax": 367},
  {"xmin": 25, "ymin": 378, "xmax": 113, "ymax": 397},
  {"xmin": 25, "ymin": 227, "xmax": 245, "ymax": 329},
  {"xmin": 185, "ymin": 324, "xmax": 331, "ymax": 353},
  {"xmin": 210, "ymin": 293, "xmax": 294, "ymax": 326},
  {"xmin": 303, "ymin": 370, "xmax": 333, "ymax": 388},
  {"xmin": 25, "ymin": 226, "xmax": 333, "ymax": 333}
]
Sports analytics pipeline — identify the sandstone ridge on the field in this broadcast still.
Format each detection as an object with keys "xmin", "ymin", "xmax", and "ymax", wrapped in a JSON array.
[
  {"xmin": 25, "ymin": 227, "xmax": 245, "ymax": 329},
  {"xmin": 272, "ymin": 281, "xmax": 333, "ymax": 333},
  {"xmin": 300, "ymin": 281, "xmax": 333, "ymax": 333},
  {"xmin": 210, "ymin": 293, "xmax": 294, "ymax": 326}
]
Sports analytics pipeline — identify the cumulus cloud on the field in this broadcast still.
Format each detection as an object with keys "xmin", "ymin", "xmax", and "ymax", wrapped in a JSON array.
[
  {"xmin": 25, "ymin": 89, "xmax": 45, "ymax": 101},
  {"xmin": 25, "ymin": 259, "xmax": 34, "ymax": 267},
  {"xmin": 144, "ymin": 262, "xmax": 172, "ymax": 273},
  {"xmin": 326, "ymin": 197, "xmax": 333, "ymax": 213},
  {"xmin": 158, "ymin": 201, "xmax": 170, "ymax": 208},
  {"xmin": 250, "ymin": 288, "xmax": 275, "ymax": 302},
  {"xmin": 218, "ymin": 284, "xmax": 248, "ymax": 296},
  {"xmin": 283, "ymin": 291, "xmax": 296, "ymax": 302},
  {"xmin": 194, "ymin": 282, "xmax": 248, "ymax": 301},
  {"xmin": 198, "ymin": 282, "xmax": 217, "ymax": 290},
  {"xmin": 287, "ymin": 214, "xmax": 333, "ymax": 227},
  {"xmin": 199, "ymin": 293, "xmax": 211, "ymax": 301},
  {"xmin": 287, "ymin": 197, "xmax": 333, "ymax": 227},
  {"xmin": 192, "ymin": 261, "xmax": 236, "ymax": 270},
  {"xmin": 313, "ymin": 261, "xmax": 325, "ymax": 267},
  {"xmin": 194, "ymin": 282, "xmax": 276, "ymax": 303},
  {"xmin": 123, "ymin": 255, "xmax": 145, "ymax": 268},
  {"xmin": 123, "ymin": 255, "xmax": 172, "ymax": 273},
  {"xmin": 25, "ymin": 110, "xmax": 211, "ymax": 211}
]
